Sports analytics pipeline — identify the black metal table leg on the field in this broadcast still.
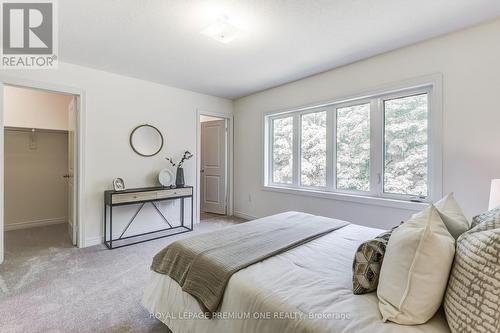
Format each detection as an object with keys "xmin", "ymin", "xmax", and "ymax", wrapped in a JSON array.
[
  {"xmin": 110, "ymin": 204, "xmax": 113, "ymax": 249},
  {"xmin": 104, "ymin": 200, "xmax": 107, "ymax": 245}
]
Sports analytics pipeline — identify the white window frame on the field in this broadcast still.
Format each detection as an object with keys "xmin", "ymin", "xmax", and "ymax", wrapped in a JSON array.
[
  {"xmin": 333, "ymin": 98, "xmax": 373, "ymax": 196},
  {"xmin": 379, "ymin": 89, "xmax": 433, "ymax": 200},
  {"xmin": 298, "ymin": 107, "xmax": 329, "ymax": 189},
  {"xmin": 268, "ymin": 113, "xmax": 296, "ymax": 186},
  {"xmin": 263, "ymin": 74, "xmax": 443, "ymax": 209}
]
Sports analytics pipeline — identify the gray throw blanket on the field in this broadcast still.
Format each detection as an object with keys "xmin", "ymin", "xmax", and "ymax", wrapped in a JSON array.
[{"xmin": 151, "ymin": 211, "xmax": 349, "ymax": 315}]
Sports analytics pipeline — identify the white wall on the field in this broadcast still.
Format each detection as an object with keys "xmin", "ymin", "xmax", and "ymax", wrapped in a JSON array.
[
  {"xmin": 4, "ymin": 86, "xmax": 73, "ymax": 131},
  {"xmin": 0, "ymin": 62, "xmax": 233, "ymax": 247},
  {"xmin": 233, "ymin": 19, "xmax": 500, "ymax": 229},
  {"xmin": 4, "ymin": 130, "xmax": 68, "ymax": 230}
]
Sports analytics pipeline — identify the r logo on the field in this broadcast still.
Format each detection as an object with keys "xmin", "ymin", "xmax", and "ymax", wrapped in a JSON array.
[{"xmin": 2, "ymin": 2, "xmax": 53, "ymax": 54}]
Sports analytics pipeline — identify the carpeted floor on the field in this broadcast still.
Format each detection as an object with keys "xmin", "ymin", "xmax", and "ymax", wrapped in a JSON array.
[{"xmin": 0, "ymin": 213, "xmax": 245, "ymax": 333}]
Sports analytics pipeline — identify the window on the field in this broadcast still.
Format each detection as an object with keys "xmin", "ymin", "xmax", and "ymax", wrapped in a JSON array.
[
  {"xmin": 265, "ymin": 79, "xmax": 441, "ymax": 203},
  {"xmin": 336, "ymin": 103, "xmax": 370, "ymax": 192},
  {"xmin": 271, "ymin": 116, "xmax": 293, "ymax": 184},
  {"xmin": 384, "ymin": 94, "xmax": 428, "ymax": 197},
  {"xmin": 301, "ymin": 111, "xmax": 327, "ymax": 187}
]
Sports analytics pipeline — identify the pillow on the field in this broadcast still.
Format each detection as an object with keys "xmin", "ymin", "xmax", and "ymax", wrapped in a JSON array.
[
  {"xmin": 434, "ymin": 193, "xmax": 470, "ymax": 239},
  {"xmin": 352, "ymin": 228, "xmax": 395, "ymax": 295},
  {"xmin": 470, "ymin": 205, "xmax": 500, "ymax": 228},
  {"xmin": 377, "ymin": 205, "xmax": 455, "ymax": 325},
  {"xmin": 444, "ymin": 211, "xmax": 500, "ymax": 333}
]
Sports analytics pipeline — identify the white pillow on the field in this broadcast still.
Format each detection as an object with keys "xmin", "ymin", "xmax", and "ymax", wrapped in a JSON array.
[
  {"xmin": 377, "ymin": 204, "xmax": 455, "ymax": 325},
  {"xmin": 434, "ymin": 193, "xmax": 470, "ymax": 239}
]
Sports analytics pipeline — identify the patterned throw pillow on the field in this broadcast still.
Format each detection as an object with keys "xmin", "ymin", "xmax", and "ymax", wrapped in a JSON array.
[
  {"xmin": 444, "ymin": 210, "xmax": 500, "ymax": 333},
  {"xmin": 352, "ymin": 227, "xmax": 396, "ymax": 295},
  {"xmin": 470, "ymin": 205, "xmax": 500, "ymax": 228}
]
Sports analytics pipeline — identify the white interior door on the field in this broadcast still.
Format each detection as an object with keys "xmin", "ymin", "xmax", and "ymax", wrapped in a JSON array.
[
  {"xmin": 201, "ymin": 119, "xmax": 226, "ymax": 215},
  {"xmin": 67, "ymin": 97, "xmax": 77, "ymax": 245}
]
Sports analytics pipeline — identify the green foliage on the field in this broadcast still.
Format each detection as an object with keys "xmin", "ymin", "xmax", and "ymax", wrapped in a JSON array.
[
  {"xmin": 336, "ymin": 103, "xmax": 370, "ymax": 191},
  {"xmin": 301, "ymin": 111, "xmax": 326, "ymax": 186},
  {"xmin": 384, "ymin": 94, "xmax": 428, "ymax": 196},
  {"xmin": 271, "ymin": 93, "xmax": 428, "ymax": 196},
  {"xmin": 272, "ymin": 117, "xmax": 293, "ymax": 184}
]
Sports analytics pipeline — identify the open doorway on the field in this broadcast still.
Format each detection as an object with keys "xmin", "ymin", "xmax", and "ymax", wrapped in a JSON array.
[
  {"xmin": 198, "ymin": 113, "xmax": 231, "ymax": 222},
  {"xmin": 2, "ymin": 85, "xmax": 79, "ymax": 258}
]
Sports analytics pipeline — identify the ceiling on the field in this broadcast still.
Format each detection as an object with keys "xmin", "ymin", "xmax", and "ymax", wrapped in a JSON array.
[{"xmin": 59, "ymin": 0, "xmax": 500, "ymax": 99}]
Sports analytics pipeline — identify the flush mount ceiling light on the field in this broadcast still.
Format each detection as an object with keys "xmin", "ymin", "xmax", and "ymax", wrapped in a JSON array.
[{"xmin": 201, "ymin": 15, "xmax": 241, "ymax": 44}]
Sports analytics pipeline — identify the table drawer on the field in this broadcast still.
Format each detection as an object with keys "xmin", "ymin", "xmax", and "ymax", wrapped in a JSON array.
[
  {"xmin": 112, "ymin": 191, "xmax": 158, "ymax": 204},
  {"xmin": 156, "ymin": 187, "xmax": 193, "ymax": 199}
]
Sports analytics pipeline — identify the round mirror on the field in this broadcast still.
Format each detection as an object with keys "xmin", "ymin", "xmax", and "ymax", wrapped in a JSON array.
[{"xmin": 130, "ymin": 124, "xmax": 164, "ymax": 157}]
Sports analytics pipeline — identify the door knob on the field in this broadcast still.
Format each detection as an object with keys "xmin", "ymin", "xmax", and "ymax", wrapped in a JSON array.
[
  {"xmin": 63, "ymin": 174, "xmax": 73, "ymax": 178},
  {"xmin": 200, "ymin": 169, "xmax": 205, "ymax": 173}
]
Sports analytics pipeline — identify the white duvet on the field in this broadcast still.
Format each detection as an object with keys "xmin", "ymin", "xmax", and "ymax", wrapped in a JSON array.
[{"xmin": 142, "ymin": 214, "xmax": 450, "ymax": 333}]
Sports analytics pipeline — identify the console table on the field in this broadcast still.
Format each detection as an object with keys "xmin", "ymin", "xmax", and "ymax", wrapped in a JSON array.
[{"xmin": 103, "ymin": 186, "xmax": 193, "ymax": 249}]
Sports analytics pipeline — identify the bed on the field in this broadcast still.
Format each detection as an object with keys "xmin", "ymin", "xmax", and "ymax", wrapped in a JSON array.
[{"xmin": 142, "ymin": 212, "xmax": 451, "ymax": 333}]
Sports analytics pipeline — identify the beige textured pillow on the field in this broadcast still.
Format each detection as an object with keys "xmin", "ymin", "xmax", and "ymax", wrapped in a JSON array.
[
  {"xmin": 434, "ymin": 193, "xmax": 470, "ymax": 239},
  {"xmin": 377, "ymin": 205, "xmax": 455, "ymax": 325},
  {"xmin": 444, "ymin": 212, "xmax": 500, "ymax": 333}
]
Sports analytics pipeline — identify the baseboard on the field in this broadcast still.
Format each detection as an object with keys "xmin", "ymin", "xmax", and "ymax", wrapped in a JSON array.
[
  {"xmin": 5, "ymin": 217, "xmax": 67, "ymax": 231},
  {"xmin": 85, "ymin": 236, "xmax": 103, "ymax": 247},
  {"xmin": 233, "ymin": 211, "xmax": 257, "ymax": 221}
]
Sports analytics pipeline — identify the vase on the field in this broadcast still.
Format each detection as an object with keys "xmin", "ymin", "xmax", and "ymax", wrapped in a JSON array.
[{"xmin": 175, "ymin": 167, "xmax": 185, "ymax": 187}]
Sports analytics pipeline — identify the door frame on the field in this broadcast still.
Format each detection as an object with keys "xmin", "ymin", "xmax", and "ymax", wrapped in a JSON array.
[
  {"xmin": 0, "ymin": 76, "xmax": 87, "ymax": 264},
  {"xmin": 196, "ymin": 110, "xmax": 233, "ymax": 222}
]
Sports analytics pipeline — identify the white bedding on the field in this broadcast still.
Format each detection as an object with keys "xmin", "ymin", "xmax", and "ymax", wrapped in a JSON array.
[{"xmin": 142, "ymin": 216, "xmax": 451, "ymax": 333}]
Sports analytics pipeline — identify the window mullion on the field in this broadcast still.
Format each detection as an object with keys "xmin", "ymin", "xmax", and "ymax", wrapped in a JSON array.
[
  {"xmin": 293, "ymin": 114, "xmax": 300, "ymax": 187},
  {"xmin": 370, "ymin": 98, "xmax": 384, "ymax": 196},
  {"xmin": 325, "ymin": 107, "xmax": 334, "ymax": 189}
]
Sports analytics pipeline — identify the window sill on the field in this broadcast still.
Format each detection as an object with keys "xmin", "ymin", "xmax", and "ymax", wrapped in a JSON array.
[{"xmin": 262, "ymin": 185, "xmax": 428, "ymax": 211}]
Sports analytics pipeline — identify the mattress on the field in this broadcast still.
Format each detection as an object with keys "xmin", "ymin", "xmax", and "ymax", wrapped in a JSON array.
[{"xmin": 142, "ymin": 216, "xmax": 451, "ymax": 333}]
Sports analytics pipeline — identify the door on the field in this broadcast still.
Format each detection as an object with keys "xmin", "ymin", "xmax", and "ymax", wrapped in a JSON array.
[
  {"xmin": 67, "ymin": 97, "xmax": 77, "ymax": 245},
  {"xmin": 201, "ymin": 119, "xmax": 226, "ymax": 215}
]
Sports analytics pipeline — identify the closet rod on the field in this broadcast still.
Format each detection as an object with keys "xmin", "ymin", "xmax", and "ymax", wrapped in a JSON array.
[{"xmin": 4, "ymin": 126, "xmax": 69, "ymax": 134}]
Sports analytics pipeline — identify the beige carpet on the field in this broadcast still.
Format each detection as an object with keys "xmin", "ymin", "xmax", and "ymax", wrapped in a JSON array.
[{"xmin": 0, "ymin": 214, "xmax": 244, "ymax": 333}]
